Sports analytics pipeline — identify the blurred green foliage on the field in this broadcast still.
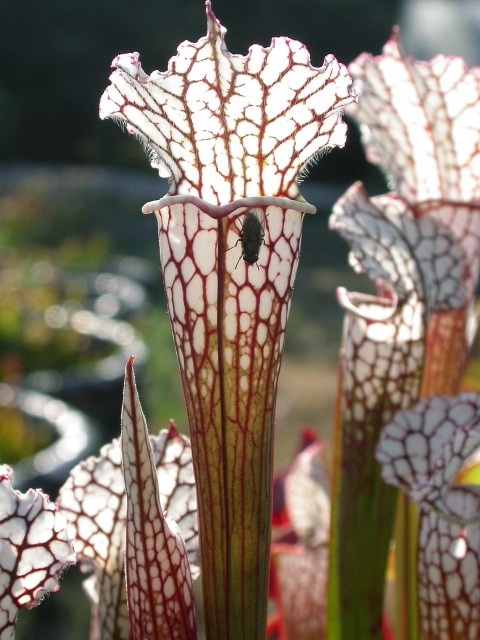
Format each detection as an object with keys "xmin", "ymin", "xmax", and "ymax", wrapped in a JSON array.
[
  {"xmin": 0, "ymin": 248, "xmax": 117, "ymax": 379},
  {"xmin": 0, "ymin": 176, "xmax": 186, "ymax": 433},
  {"xmin": 0, "ymin": 405, "xmax": 54, "ymax": 463}
]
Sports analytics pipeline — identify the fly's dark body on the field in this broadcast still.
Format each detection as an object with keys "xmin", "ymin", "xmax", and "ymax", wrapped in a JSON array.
[{"xmin": 234, "ymin": 210, "xmax": 265, "ymax": 267}]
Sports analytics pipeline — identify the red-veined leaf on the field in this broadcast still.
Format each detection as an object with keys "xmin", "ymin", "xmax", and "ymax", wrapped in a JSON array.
[
  {"xmin": 58, "ymin": 379, "xmax": 198, "ymax": 640},
  {"xmin": 0, "ymin": 465, "xmax": 75, "ymax": 640},
  {"xmin": 121, "ymin": 357, "xmax": 197, "ymax": 640}
]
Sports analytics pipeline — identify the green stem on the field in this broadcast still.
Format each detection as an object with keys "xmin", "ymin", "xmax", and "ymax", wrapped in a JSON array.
[
  {"xmin": 394, "ymin": 495, "xmax": 419, "ymax": 640},
  {"xmin": 328, "ymin": 416, "xmax": 398, "ymax": 639}
]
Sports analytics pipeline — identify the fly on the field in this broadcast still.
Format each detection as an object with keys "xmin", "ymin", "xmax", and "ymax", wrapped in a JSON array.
[{"xmin": 229, "ymin": 210, "xmax": 266, "ymax": 268}]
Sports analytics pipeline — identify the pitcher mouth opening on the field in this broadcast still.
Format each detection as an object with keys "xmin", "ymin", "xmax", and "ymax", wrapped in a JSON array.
[
  {"xmin": 141, "ymin": 194, "xmax": 316, "ymax": 218},
  {"xmin": 336, "ymin": 279, "xmax": 398, "ymax": 323}
]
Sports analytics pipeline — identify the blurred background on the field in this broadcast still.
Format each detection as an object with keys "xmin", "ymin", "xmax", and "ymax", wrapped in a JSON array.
[{"xmin": 1, "ymin": 0, "xmax": 479, "ymax": 638}]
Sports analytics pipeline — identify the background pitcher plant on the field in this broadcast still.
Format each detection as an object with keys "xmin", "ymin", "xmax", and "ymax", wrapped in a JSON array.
[
  {"xmin": 327, "ymin": 29, "xmax": 480, "ymax": 640},
  {"xmin": 327, "ymin": 181, "xmax": 467, "ymax": 640}
]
